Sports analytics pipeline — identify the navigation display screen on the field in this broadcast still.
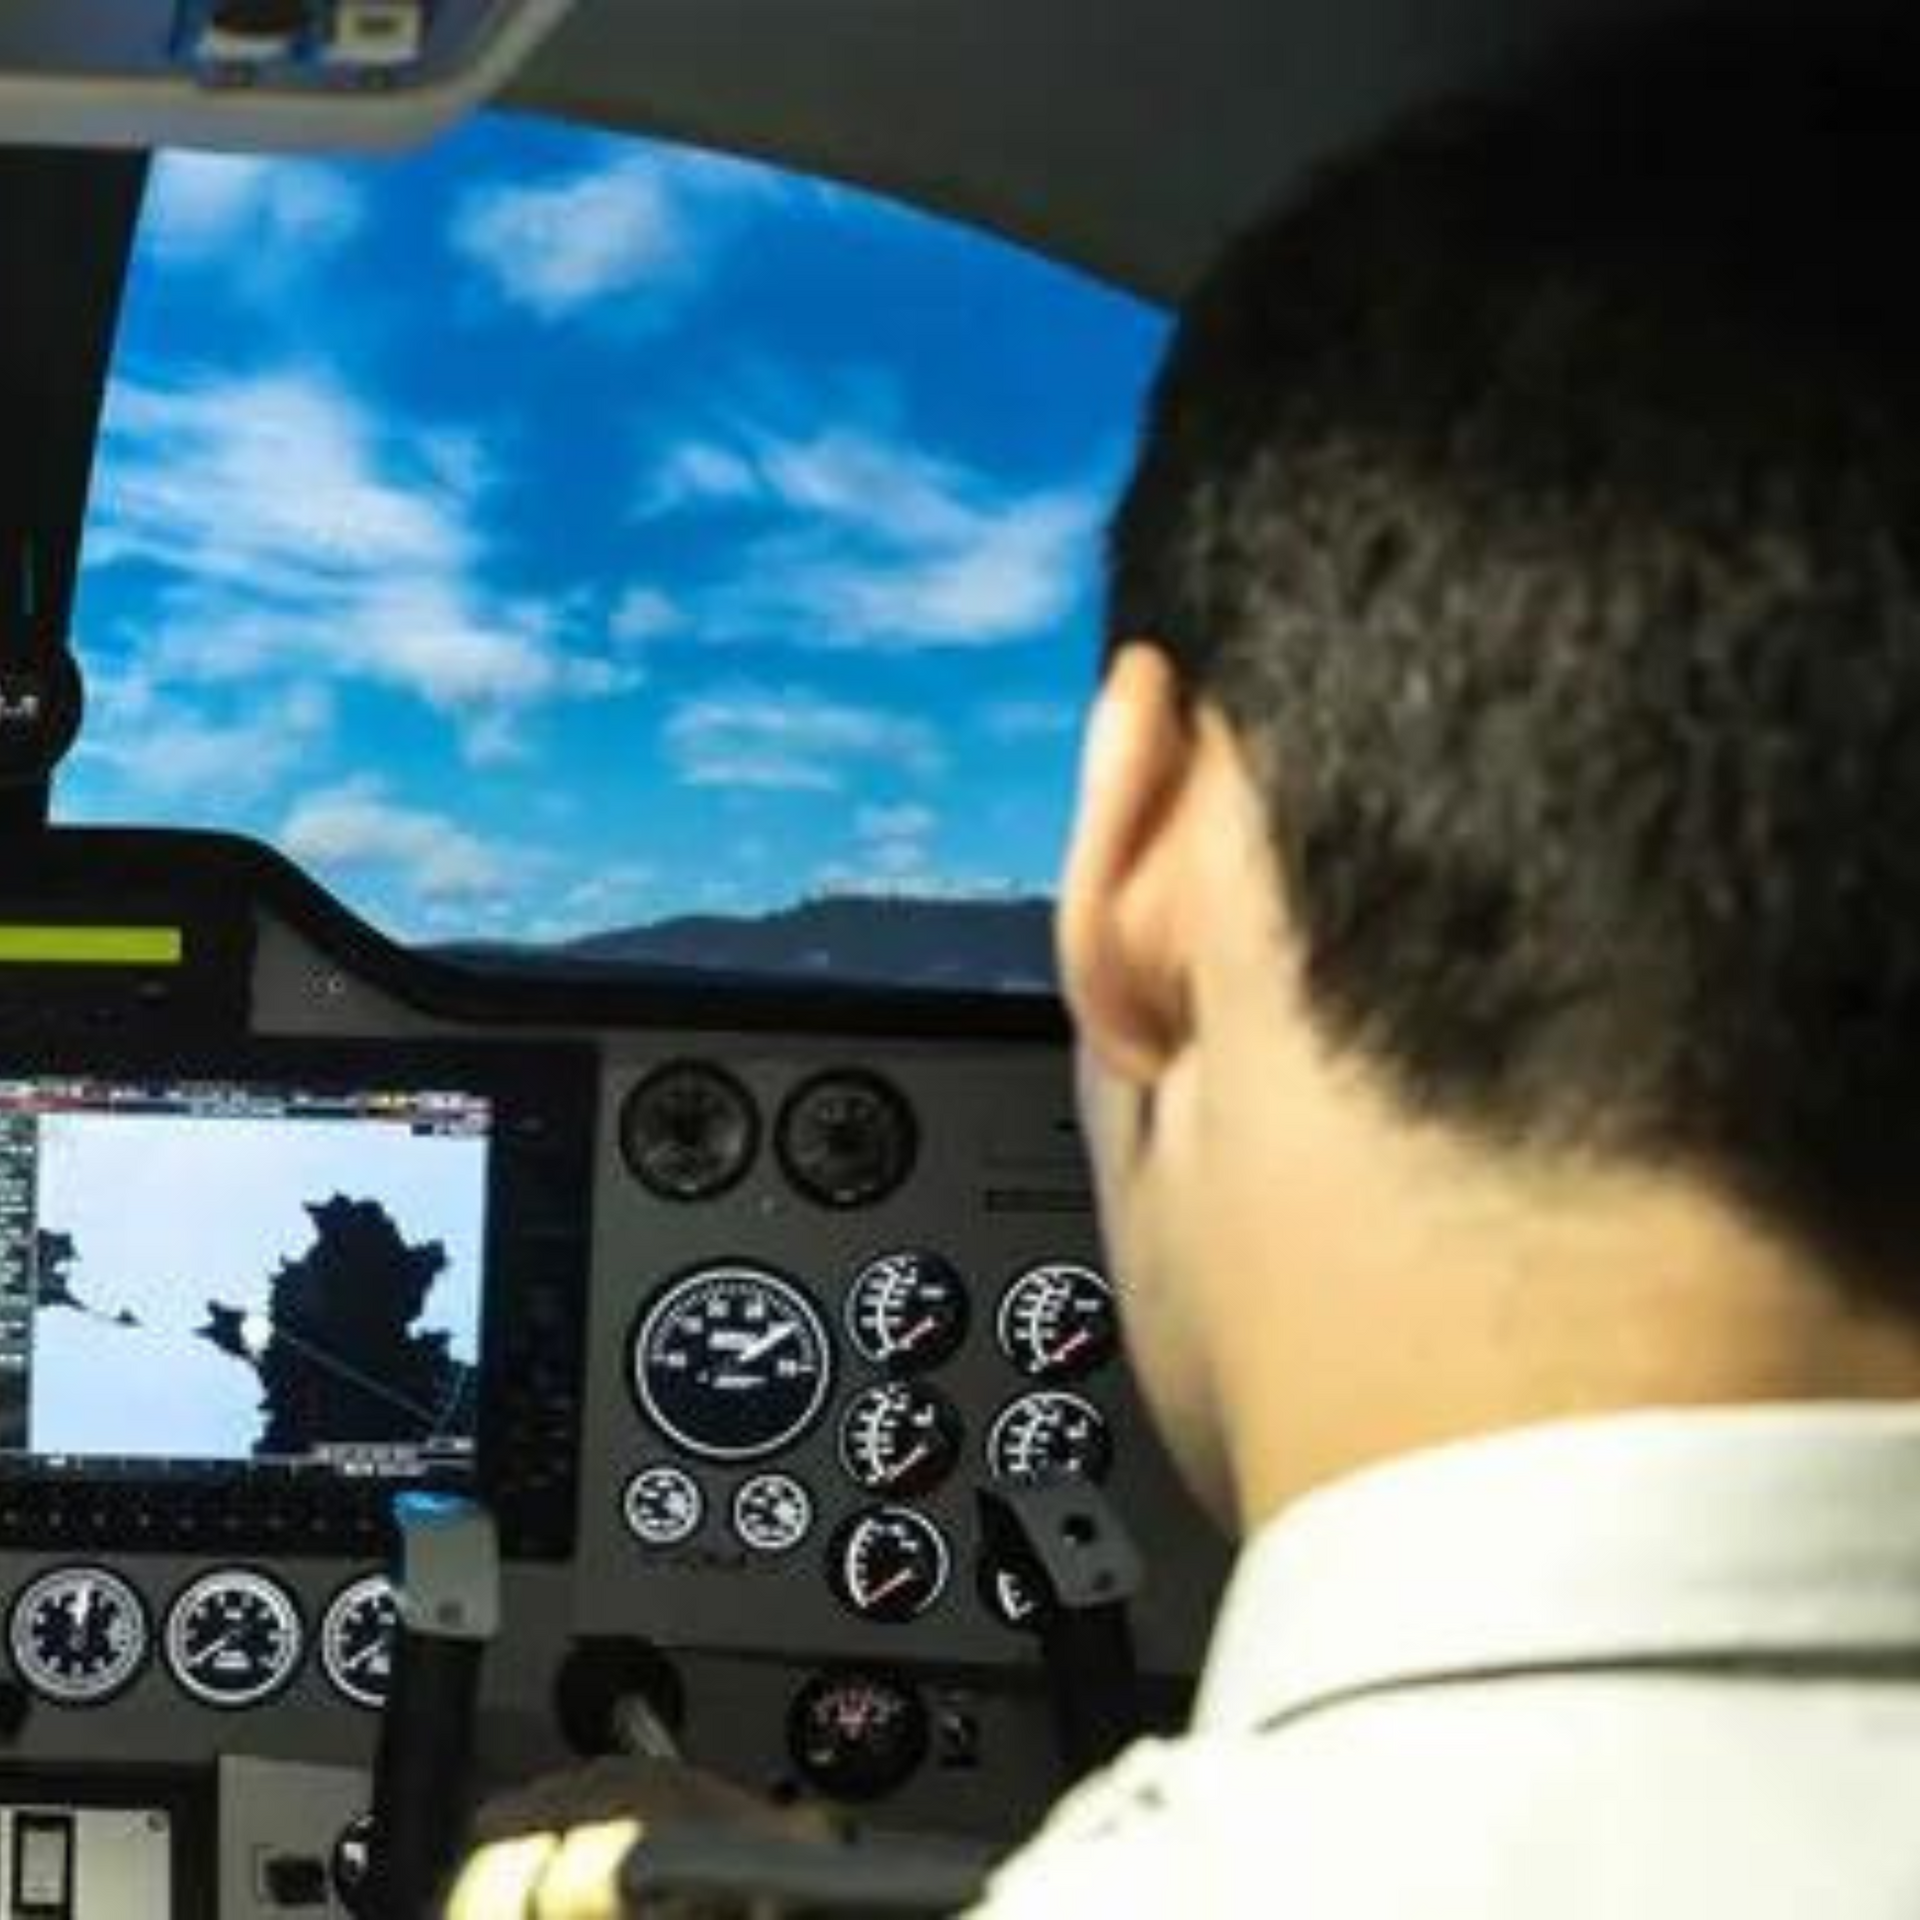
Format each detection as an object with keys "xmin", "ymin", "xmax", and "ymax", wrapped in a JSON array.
[{"xmin": 0, "ymin": 1075, "xmax": 490, "ymax": 1482}]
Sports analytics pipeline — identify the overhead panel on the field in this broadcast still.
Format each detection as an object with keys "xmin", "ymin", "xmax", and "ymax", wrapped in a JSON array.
[{"xmin": 0, "ymin": 0, "xmax": 574, "ymax": 152}]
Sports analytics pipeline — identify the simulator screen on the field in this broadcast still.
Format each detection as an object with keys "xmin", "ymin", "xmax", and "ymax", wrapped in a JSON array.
[{"xmin": 0, "ymin": 1075, "xmax": 490, "ymax": 1480}]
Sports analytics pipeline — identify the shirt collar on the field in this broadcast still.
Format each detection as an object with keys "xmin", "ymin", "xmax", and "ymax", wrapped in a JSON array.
[{"xmin": 1196, "ymin": 1403, "xmax": 1920, "ymax": 1735}]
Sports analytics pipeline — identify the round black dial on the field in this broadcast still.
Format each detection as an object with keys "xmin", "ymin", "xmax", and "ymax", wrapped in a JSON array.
[
  {"xmin": 733, "ymin": 1472, "xmax": 815, "ymax": 1555},
  {"xmin": 7, "ymin": 1566, "xmax": 147, "ymax": 1705},
  {"xmin": 632, "ymin": 1265, "xmax": 834, "ymax": 1462},
  {"xmin": 166, "ymin": 1570, "xmax": 303, "ymax": 1709},
  {"xmin": 787, "ymin": 1671, "xmax": 930, "ymax": 1801},
  {"xmin": 320, "ymin": 1575, "xmax": 397, "ymax": 1712},
  {"xmin": 829, "ymin": 1507, "xmax": 952, "ymax": 1623},
  {"xmin": 838, "ymin": 1383, "xmax": 964, "ymax": 1497},
  {"xmin": 844, "ymin": 1251, "xmax": 969, "ymax": 1373},
  {"xmin": 622, "ymin": 1465, "xmax": 706, "ymax": 1548},
  {"xmin": 987, "ymin": 1391, "xmax": 1114, "ymax": 1485},
  {"xmin": 776, "ymin": 1072, "xmax": 917, "ymax": 1210},
  {"xmin": 620, "ymin": 1062, "xmax": 760, "ymax": 1202},
  {"xmin": 997, "ymin": 1264, "xmax": 1119, "ymax": 1381}
]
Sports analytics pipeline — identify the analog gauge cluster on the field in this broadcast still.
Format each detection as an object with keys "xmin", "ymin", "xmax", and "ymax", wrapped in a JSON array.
[
  {"xmin": 618, "ymin": 1064, "xmax": 919, "ymax": 1211},
  {"xmin": 623, "ymin": 1253, "xmax": 1123, "ymax": 1630},
  {"xmin": 4, "ymin": 1564, "xmax": 398, "ymax": 1712}
]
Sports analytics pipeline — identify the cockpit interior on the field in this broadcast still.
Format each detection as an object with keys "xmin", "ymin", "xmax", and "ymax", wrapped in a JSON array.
[{"xmin": 0, "ymin": 2, "xmax": 1677, "ymax": 1913}]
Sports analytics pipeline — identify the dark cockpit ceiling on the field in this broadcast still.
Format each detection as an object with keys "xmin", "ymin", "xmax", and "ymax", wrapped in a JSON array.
[{"xmin": 508, "ymin": 0, "xmax": 1684, "ymax": 304}]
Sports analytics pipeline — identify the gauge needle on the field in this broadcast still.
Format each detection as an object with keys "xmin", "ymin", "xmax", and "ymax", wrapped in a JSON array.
[
  {"xmin": 1053, "ymin": 1328, "xmax": 1094, "ymax": 1364},
  {"xmin": 863, "ymin": 1568, "xmax": 919, "ymax": 1609},
  {"xmin": 189, "ymin": 1633, "xmax": 239, "ymax": 1671},
  {"xmin": 734, "ymin": 1323, "xmax": 798, "ymax": 1366},
  {"xmin": 345, "ymin": 1641, "xmax": 386, "ymax": 1672},
  {"xmin": 74, "ymin": 1587, "xmax": 94, "ymax": 1630},
  {"xmin": 881, "ymin": 1443, "xmax": 931, "ymax": 1485},
  {"xmin": 899, "ymin": 1317, "xmax": 937, "ymax": 1351}
]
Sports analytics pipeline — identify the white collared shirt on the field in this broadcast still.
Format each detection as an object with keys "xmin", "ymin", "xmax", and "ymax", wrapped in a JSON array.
[{"xmin": 973, "ymin": 1405, "xmax": 1920, "ymax": 1916}]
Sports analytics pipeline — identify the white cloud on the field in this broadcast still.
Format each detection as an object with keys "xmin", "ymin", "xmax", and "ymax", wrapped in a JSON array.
[
  {"xmin": 665, "ymin": 686, "xmax": 942, "ymax": 792},
  {"xmin": 85, "ymin": 367, "xmax": 637, "ymax": 768},
  {"xmin": 610, "ymin": 586, "xmax": 684, "ymax": 645},
  {"xmin": 78, "ymin": 675, "xmax": 333, "ymax": 804},
  {"xmin": 451, "ymin": 147, "xmax": 777, "ymax": 322},
  {"xmin": 145, "ymin": 153, "xmax": 364, "ymax": 268},
  {"xmin": 280, "ymin": 778, "xmax": 512, "ymax": 906},
  {"xmin": 633, "ymin": 414, "xmax": 1105, "ymax": 651}
]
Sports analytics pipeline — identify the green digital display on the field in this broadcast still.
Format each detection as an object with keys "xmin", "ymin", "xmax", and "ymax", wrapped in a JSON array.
[{"xmin": 0, "ymin": 925, "xmax": 184, "ymax": 967}]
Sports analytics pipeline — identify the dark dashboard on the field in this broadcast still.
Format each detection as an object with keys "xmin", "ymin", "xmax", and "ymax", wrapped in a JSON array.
[{"xmin": 0, "ymin": 828, "xmax": 1226, "ymax": 1919}]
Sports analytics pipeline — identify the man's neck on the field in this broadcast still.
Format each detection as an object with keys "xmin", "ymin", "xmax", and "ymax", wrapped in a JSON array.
[{"xmin": 1217, "ymin": 1160, "xmax": 1920, "ymax": 1535}]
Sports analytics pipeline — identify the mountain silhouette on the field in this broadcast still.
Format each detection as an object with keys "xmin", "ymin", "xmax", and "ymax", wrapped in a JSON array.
[{"xmin": 440, "ymin": 893, "xmax": 1059, "ymax": 992}]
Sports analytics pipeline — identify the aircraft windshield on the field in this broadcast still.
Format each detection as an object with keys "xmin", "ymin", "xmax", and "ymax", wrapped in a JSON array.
[{"xmin": 60, "ymin": 116, "xmax": 1165, "ymax": 993}]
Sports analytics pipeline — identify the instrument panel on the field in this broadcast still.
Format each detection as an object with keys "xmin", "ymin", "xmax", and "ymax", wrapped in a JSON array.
[{"xmin": 0, "ymin": 830, "xmax": 1229, "ymax": 1912}]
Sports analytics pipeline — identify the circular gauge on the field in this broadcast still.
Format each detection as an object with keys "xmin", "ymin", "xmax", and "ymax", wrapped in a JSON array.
[
  {"xmin": 631, "ymin": 1265, "xmax": 834, "ymax": 1462},
  {"xmin": 7, "ymin": 1566, "xmax": 148, "ymax": 1705},
  {"xmin": 776, "ymin": 1072, "xmax": 918, "ymax": 1210},
  {"xmin": 620, "ymin": 1062, "xmax": 760, "ymax": 1203},
  {"xmin": 320, "ymin": 1575, "xmax": 397, "ymax": 1712},
  {"xmin": 987, "ymin": 1391, "xmax": 1114, "ymax": 1486},
  {"xmin": 732, "ymin": 1472, "xmax": 815, "ymax": 1555},
  {"xmin": 845, "ymin": 1251, "xmax": 969, "ymax": 1373},
  {"xmin": 165, "ymin": 1570, "xmax": 304, "ymax": 1710},
  {"xmin": 788, "ymin": 1670, "xmax": 930, "ymax": 1801},
  {"xmin": 997, "ymin": 1264, "xmax": 1119, "ymax": 1381},
  {"xmin": 838, "ymin": 1383, "xmax": 964, "ymax": 1497},
  {"xmin": 622, "ymin": 1465, "xmax": 706, "ymax": 1549},
  {"xmin": 829, "ymin": 1507, "xmax": 952, "ymax": 1624}
]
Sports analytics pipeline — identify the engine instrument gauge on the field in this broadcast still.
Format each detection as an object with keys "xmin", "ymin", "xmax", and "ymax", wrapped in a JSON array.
[
  {"xmin": 997, "ymin": 1264, "xmax": 1119, "ymax": 1381},
  {"xmin": 632, "ymin": 1265, "xmax": 834, "ymax": 1462},
  {"xmin": 620, "ymin": 1062, "xmax": 760, "ymax": 1202},
  {"xmin": 829, "ymin": 1507, "xmax": 952, "ymax": 1623},
  {"xmin": 987, "ymin": 1391, "xmax": 1114, "ymax": 1485},
  {"xmin": 844, "ymin": 1251, "xmax": 969, "ymax": 1372},
  {"xmin": 787, "ymin": 1670, "xmax": 931, "ymax": 1801},
  {"xmin": 7, "ymin": 1566, "xmax": 147, "ymax": 1705},
  {"xmin": 166, "ymin": 1569, "xmax": 304, "ymax": 1709},
  {"xmin": 776, "ymin": 1071, "xmax": 917, "ymax": 1210},
  {"xmin": 732, "ymin": 1472, "xmax": 815, "ymax": 1555},
  {"xmin": 622, "ymin": 1465, "xmax": 706, "ymax": 1548},
  {"xmin": 838, "ymin": 1383, "xmax": 963, "ymax": 1497},
  {"xmin": 320, "ymin": 1575, "xmax": 397, "ymax": 1712}
]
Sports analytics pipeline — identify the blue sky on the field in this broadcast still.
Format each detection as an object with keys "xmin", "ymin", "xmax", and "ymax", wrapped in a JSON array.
[{"xmin": 58, "ymin": 113, "xmax": 1166, "ymax": 947}]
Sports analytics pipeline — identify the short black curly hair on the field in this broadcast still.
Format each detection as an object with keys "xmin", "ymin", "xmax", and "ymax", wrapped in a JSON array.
[{"xmin": 1110, "ymin": 2, "xmax": 1920, "ymax": 1286}]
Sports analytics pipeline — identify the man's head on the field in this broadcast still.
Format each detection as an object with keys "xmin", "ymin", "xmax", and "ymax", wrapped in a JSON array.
[{"xmin": 1060, "ymin": 3, "xmax": 1920, "ymax": 1528}]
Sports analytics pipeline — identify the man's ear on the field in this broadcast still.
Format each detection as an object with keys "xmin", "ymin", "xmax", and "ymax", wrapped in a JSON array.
[{"xmin": 1058, "ymin": 643, "xmax": 1200, "ymax": 1087}]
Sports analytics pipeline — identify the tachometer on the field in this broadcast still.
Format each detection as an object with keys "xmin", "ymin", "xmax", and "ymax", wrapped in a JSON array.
[
  {"xmin": 7, "ymin": 1566, "xmax": 147, "ymax": 1705},
  {"xmin": 632, "ymin": 1264, "xmax": 834, "ymax": 1461},
  {"xmin": 166, "ymin": 1569, "xmax": 304, "ymax": 1709}
]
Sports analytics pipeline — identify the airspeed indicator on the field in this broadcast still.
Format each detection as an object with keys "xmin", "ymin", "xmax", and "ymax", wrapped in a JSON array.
[{"xmin": 632, "ymin": 1265, "xmax": 834, "ymax": 1461}]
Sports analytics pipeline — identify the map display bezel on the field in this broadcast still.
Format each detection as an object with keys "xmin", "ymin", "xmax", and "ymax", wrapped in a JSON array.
[{"xmin": 0, "ymin": 1034, "xmax": 595, "ymax": 1560}]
